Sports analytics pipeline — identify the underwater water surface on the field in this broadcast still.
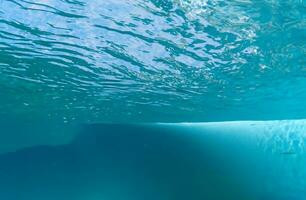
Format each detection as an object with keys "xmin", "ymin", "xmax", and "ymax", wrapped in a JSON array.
[
  {"xmin": 0, "ymin": 0, "xmax": 306, "ymax": 199},
  {"xmin": 0, "ymin": 0, "xmax": 305, "ymax": 123}
]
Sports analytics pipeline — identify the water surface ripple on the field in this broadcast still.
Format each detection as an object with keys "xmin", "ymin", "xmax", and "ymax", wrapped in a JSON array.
[{"xmin": 0, "ymin": 0, "xmax": 305, "ymax": 123}]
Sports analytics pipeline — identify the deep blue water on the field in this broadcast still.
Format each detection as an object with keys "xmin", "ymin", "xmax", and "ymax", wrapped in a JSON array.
[
  {"xmin": 0, "ymin": 0, "xmax": 306, "ymax": 199},
  {"xmin": 1, "ymin": 121, "xmax": 306, "ymax": 199}
]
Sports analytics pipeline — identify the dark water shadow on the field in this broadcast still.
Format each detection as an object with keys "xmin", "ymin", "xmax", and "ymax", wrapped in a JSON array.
[{"xmin": 0, "ymin": 123, "xmax": 291, "ymax": 200}]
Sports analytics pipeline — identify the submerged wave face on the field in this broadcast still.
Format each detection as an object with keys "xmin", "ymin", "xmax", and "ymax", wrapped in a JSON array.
[
  {"xmin": 0, "ymin": 0, "xmax": 306, "ymax": 123},
  {"xmin": 1, "ymin": 120, "xmax": 306, "ymax": 199}
]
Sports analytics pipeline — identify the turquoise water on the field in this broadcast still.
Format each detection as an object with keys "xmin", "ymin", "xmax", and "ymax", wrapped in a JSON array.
[
  {"xmin": 1, "ymin": 121, "xmax": 306, "ymax": 199},
  {"xmin": 0, "ymin": 0, "xmax": 305, "ymax": 123},
  {"xmin": 0, "ymin": 0, "xmax": 306, "ymax": 199}
]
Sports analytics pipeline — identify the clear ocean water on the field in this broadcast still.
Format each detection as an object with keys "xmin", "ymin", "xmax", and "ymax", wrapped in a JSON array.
[{"xmin": 0, "ymin": 0, "xmax": 306, "ymax": 199}]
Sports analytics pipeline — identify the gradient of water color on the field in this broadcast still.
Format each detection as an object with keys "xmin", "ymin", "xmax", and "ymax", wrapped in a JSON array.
[{"xmin": 0, "ymin": 0, "xmax": 306, "ymax": 199}]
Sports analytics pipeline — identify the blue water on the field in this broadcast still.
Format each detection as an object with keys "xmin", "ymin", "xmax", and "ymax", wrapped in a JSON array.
[
  {"xmin": 0, "ymin": 0, "xmax": 306, "ymax": 199},
  {"xmin": 0, "ymin": 0, "xmax": 305, "ymax": 122},
  {"xmin": 1, "ymin": 121, "xmax": 306, "ymax": 199}
]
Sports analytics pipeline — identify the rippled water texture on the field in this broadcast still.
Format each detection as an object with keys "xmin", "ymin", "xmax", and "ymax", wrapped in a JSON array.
[
  {"xmin": 1, "ymin": 1, "xmax": 306, "ymax": 199},
  {"xmin": 0, "ymin": 0, "xmax": 306, "ymax": 123}
]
